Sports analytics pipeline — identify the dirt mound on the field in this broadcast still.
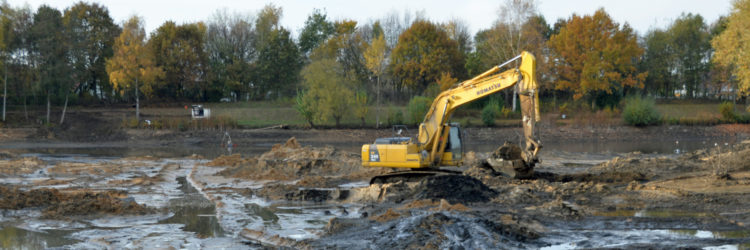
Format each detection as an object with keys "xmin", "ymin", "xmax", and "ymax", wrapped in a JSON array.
[
  {"xmin": 206, "ymin": 154, "xmax": 255, "ymax": 167},
  {"xmin": 0, "ymin": 186, "xmax": 153, "ymax": 218},
  {"xmin": 585, "ymin": 140, "xmax": 750, "ymax": 182},
  {"xmin": 534, "ymin": 171, "xmax": 646, "ymax": 184},
  {"xmin": 43, "ymin": 111, "xmax": 126, "ymax": 142},
  {"xmin": 413, "ymin": 175, "xmax": 496, "ymax": 203},
  {"xmin": 241, "ymin": 228, "xmax": 308, "ymax": 249},
  {"xmin": 398, "ymin": 199, "xmax": 471, "ymax": 212},
  {"xmin": 0, "ymin": 157, "xmax": 45, "ymax": 176},
  {"xmin": 0, "ymin": 151, "xmax": 17, "ymax": 159},
  {"xmin": 216, "ymin": 137, "xmax": 386, "ymax": 184},
  {"xmin": 48, "ymin": 161, "xmax": 126, "ymax": 176},
  {"xmin": 525, "ymin": 197, "xmax": 585, "ymax": 219},
  {"xmin": 284, "ymin": 188, "xmax": 350, "ymax": 202},
  {"xmin": 372, "ymin": 208, "xmax": 402, "ymax": 222},
  {"xmin": 316, "ymin": 211, "xmax": 540, "ymax": 249}
]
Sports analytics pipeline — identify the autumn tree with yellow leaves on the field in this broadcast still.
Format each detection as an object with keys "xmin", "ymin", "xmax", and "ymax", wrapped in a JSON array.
[
  {"xmin": 712, "ymin": 0, "xmax": 750, "ymax": 98},
  {"xmin": 548, "ymin": 8, "xmax": 646, "ymax": 108},
  {"xmin": 106, "ymin": 16, "xmax": 162, "ymax": 121}
]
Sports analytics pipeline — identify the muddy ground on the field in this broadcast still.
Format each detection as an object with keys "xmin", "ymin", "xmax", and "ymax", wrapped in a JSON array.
[
  {"xmin": 199, "ymin": 137, "xmax": 750, "ymax": 249},
  {"xmin": 1, "ymin": 111, "xmax": 750, "ymax": 248}
]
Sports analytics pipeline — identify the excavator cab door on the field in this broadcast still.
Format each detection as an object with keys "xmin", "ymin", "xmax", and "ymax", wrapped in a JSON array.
[{"xmin": 446, "ymin": 123, "xmax": 463, "ymax": 164}]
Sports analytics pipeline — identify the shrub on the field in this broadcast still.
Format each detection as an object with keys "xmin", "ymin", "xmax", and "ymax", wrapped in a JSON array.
[
  {"xmin": 622, "ymin": 96, "xmax": 660, "ymax": 126},
  {"xmin": 501, "ymin": 107, "xmax": 513, "ymax": 119},
  {"xmin": 294, "ymin": 90, "xmax": 317, "ymax": 127},
  {"xmin": 481, "ymin": 104, "xmax": 497, "ymax": 126},
  {"xmin": 387, "ymin": 108, "xmax": 404, "ymax": 126},
  {"xmin": 738, "ymin": 114, "xmax": 750, "ymax": 123},
  {"xmin": 719, "ymin": 101, "xmax": 737, "ymax": 122},
  {"xmin": 407, "ymin": 96, "xmax": 432, "ymax": 125},
  {"xmin": 353, "ymin": 91, "xmax": 369, "ymax": 127},
  {"xmin": 481, "ymin": 98, "xmax": 501, "ymax": 126}
]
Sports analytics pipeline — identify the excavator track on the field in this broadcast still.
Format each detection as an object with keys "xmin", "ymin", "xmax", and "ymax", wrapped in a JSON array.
[{"xmin": 369, "ymin": 169, "xmax": 463, "ymax": 185}]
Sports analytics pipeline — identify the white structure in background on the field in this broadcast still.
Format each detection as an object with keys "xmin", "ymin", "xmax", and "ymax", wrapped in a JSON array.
[{"xmin": 191, "ymin": 105, "xmax": 211, "ymax": 119}]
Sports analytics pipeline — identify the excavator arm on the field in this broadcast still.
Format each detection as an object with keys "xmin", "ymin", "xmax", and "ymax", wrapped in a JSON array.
[{"xmin": 417, "ymin": 51, "xmax": 541, "ymax": 165}]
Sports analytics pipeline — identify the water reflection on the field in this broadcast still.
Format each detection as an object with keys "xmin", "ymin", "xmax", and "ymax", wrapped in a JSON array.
[
  {"xmin": 0, "ymin": 224, "xmax": 78, "ymax": 249},
  {"xmin": 158, "ymin": 177, "xmax": 225, "ymax": 238}
]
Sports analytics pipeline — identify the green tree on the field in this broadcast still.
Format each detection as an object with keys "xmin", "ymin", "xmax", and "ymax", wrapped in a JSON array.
[
  {"xmin": 1, "ymin": 4, "xmax": 33, "ymax": 120},
  {"xmin": 641, "ymin": 29, "xmax": 675, "ymax": 97},
  {"xmin": 548, "ymin": 8, "xmax": 646, "ymax": 107},
  {"xmin": 641, "ymin": 13, "xmax": 711, "ymax": 99},
  {"xmin": 311, "ymin": 20, "xmax": 368, "ymax": 83},
  {"xmin": 670, "ymin": 13, "xmax": 711, "ymax": 98},
  {"xmin": 31, "ymin": 5, "xmax": 71, "ymax": 124},
  {"xmin": 106, "ymin": 16, "xmax": 163, "ymax": 121},
  {"xmin": 254, "ymin": 27, "xmax": 301, "ymax": 99},
  {"xmin": 148, "ymin": 21, "xmax": 208, "ymax": 100},
  {"xmin": 250, "ymin": 5, "xmax": 301, "ymax": 99},
  {"xmin": 390, "ymin": 20, "xmax": 464, "ymax": 92},
  {"xmin": 712, "ymin": 0, "xmax": 750, "ymax": 97},
  {"xmin": 205, "ymin": 10, "xmax": 255, "ymax": 101},
  {"xmin": 0, "ymin": 1, "xmax": 6, "ymax": 122},
  {"xmin": 364, "ymin": 33, "xmax": 387, "ymax": 127},
  {"xmin": 300, "ymin": 58, "xmax": 353, "ymax": 127},
  {"xmin": 298, "ymin": 9, "xmax": 334, "ymax": 56},
  {"xmin": 62, "ymin": 1, "xmax": 120, "ymax": 101}
]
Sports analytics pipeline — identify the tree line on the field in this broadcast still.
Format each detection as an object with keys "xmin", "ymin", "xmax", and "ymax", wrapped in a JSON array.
[{"xmin": 1, "ymin": 0, "xmax": 748, "ymax": 125}]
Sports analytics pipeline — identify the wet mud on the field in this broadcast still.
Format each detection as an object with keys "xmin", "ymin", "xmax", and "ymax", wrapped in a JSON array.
[
  {"xmin": 0, "ymin": 186, "xmax": 152, "ymax": 219},
  {"xmin": 1, "ymin": 132, "xmax": 750, "ymax": 248}
]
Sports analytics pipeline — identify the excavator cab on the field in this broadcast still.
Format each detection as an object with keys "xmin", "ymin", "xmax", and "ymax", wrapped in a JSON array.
[{"xmin": 439, "ymin": 123, "xmax": 463, "ymax": 166}]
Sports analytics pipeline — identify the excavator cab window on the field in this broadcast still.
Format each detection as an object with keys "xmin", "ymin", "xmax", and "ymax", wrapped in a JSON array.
[{"xmin": 447, "ymin": 124, "xmax": 463, "ymax": 161}]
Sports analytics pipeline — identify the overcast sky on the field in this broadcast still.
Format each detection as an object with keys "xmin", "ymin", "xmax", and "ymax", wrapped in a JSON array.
[{"xmin": 15, "ymin": 0, "xmax": 733, "ymax": 37}]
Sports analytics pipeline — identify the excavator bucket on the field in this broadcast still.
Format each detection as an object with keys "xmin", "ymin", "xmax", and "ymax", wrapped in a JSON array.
[{"xmin": 485, "ymin": 142, "xmax": 534, "ymax": 179}]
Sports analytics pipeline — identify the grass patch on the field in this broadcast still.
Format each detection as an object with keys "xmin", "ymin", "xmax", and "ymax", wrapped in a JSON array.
[
  {"xmin": 656, "ymin": 103, "xmax": 722, "ymax": 121},
  {"xmin": 128, "ymin": 99, "xmax": 749, "ymax": 130}
]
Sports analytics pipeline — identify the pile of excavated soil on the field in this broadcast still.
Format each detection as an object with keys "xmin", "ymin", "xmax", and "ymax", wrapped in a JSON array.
[
  {"xmin": 413, "ymin": 175, "xmax": 496, "ymax": 203},
  {"xmin": 214, "ymin": 137, "xmax": 386, "ymax": 183},
  {"xmin": 40, "ymin": 111, "xmax": 126, "ymax": 142},
  {"xmin": 0, "ymin": 157, "xmax": 45, "ymax": 176},
  {"xmin": 0, "ymin": 186, "xmax": 153, "ymax": 218},
  {"xmin": 48, "ymin": 161, "xmax": 128, "ymax": 176},
  {"xmin": 318, "ymin": 211, "xmax": 541, "ymax": 249},
  {"xmin": 205, "ymin": 154, "xmax": 254, "ymax": 168},
  {"xmin": 0, "ymin": 151, "xmax": 17, "ymax": 159}
]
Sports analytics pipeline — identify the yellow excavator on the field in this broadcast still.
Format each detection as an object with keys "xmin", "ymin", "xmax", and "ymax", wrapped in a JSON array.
[{"xmin": 362, "ymin": 51, "xmax": 541, "ymax": 183}]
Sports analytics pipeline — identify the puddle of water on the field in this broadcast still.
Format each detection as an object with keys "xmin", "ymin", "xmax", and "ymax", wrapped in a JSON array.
[
  {"xmin": 703, "ymin": 244, "xmax": 749, "ymax": 250},
  {"xmin": 0, "ymin": 224, "xmax": 79, "ymax": 249},
  {"xmin": 338, "ymin": 181, "xmax": 369, "ymax": 188},
  {"xmin": 158, "ymin": 176, "xmax": 225, "ymax": 238},
  {"xmin": 542, "ymin": 228, "xmax": 750, "ymax": 249},
  {"xmin": 595, "ymin": 209, "xmax": 716, "ymax": 218}
]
